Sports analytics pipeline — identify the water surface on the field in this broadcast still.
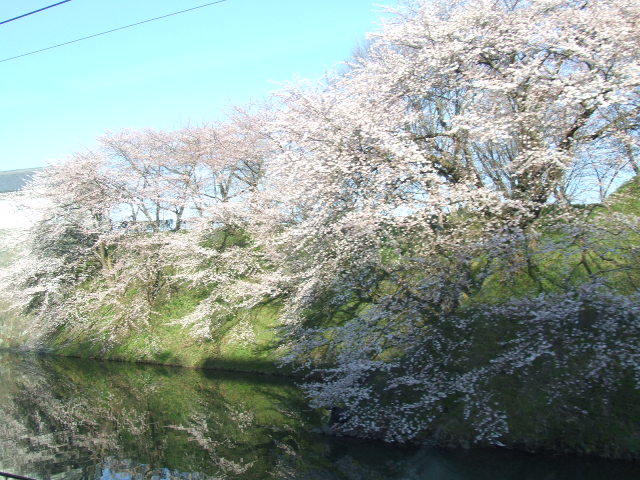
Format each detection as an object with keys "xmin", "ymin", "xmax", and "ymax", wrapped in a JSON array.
[{"xmin": 0, "ymin": 353, "xmax": 637, "ymax": 479}]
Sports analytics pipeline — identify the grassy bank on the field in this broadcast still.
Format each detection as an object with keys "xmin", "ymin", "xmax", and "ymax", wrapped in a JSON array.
[
  {"xmin": 50, "ymin": 297, "xmax": 286, "ymax": 375},
  {"xmin": 0, "ymin": 289, "xmax": 287, "ymax": 375}
]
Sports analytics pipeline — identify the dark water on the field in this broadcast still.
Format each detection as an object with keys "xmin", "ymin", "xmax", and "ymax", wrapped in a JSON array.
[{"xmin": 0, "ymin": 354, "xmax": 637, "ymax": 480}]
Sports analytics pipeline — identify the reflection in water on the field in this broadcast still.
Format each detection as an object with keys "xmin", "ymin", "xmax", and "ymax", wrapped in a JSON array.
[{"xmin": 0, "ymin": 354, "xmax": 637, "ymax": 480}]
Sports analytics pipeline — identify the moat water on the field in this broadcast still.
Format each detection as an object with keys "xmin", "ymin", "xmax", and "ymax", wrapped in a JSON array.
[{"xmin": 0, "ymin": 353, "xmax": 637, "ymax": 480}]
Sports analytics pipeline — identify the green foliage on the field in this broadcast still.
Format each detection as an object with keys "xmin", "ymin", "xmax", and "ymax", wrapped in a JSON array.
[{"xmin": 607, "ymin": 177, "xmax": 640, "ymax": 216}]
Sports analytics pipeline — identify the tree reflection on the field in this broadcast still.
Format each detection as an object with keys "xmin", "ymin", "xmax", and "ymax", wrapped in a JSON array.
[{"xmin": 0, "ymin": 354, "xmax": 637, "ymax": 480}]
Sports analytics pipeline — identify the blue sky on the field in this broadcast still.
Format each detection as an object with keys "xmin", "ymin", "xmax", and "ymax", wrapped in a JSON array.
[{"xmin": 0, "ymin": 0, "xmax": 391, "ymax": 171}]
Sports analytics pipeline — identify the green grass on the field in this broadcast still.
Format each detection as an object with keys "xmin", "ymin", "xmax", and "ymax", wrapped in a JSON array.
[
  {"xmin": 607, "ymin": 176, "xmax": 640, "ymax": 215},
  {"xmin": 46, "ymin": 287, "xmax": 286, "ymax": 375}
]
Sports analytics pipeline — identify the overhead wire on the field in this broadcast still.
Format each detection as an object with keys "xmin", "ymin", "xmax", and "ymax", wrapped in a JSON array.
[
  {"xmin": 0, "ymin": 1, "xmax": 72, "ymax": 27},
  {"xmin": 0, "ymin": 0, "xmax": 229, "ymax": 64}
]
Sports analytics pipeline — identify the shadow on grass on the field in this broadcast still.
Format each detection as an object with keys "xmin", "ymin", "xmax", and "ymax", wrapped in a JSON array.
[{"xmin": 200, "ymin": 356, "xmax": 292, "ymax": 378}]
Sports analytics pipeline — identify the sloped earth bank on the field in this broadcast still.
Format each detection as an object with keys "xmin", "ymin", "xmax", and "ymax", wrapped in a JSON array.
[{"xmin": 0, "ymin": 352, "xmax": 638, "ymax": 480}]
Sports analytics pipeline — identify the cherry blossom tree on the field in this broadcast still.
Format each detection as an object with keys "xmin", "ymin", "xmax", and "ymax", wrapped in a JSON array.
[
  {"xmin": 0, "ymin": 153, "xmax": 120, "ymax": 344},
  {"xmin": 0, "ymin": 116, "xmax": 270, "ymax": 343},
  {"xmin": 246, "ymin": 0, "xmax": 640, "ymax": 445}
]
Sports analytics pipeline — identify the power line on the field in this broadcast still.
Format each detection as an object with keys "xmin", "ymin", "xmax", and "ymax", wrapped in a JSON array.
[
  {"xmin": 0, "ymin": 0, "xmax": 229, "ymax": 64},
  {"xmin": 0, "ymin": 1, "xmax": 73, "ymax": 27}
]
